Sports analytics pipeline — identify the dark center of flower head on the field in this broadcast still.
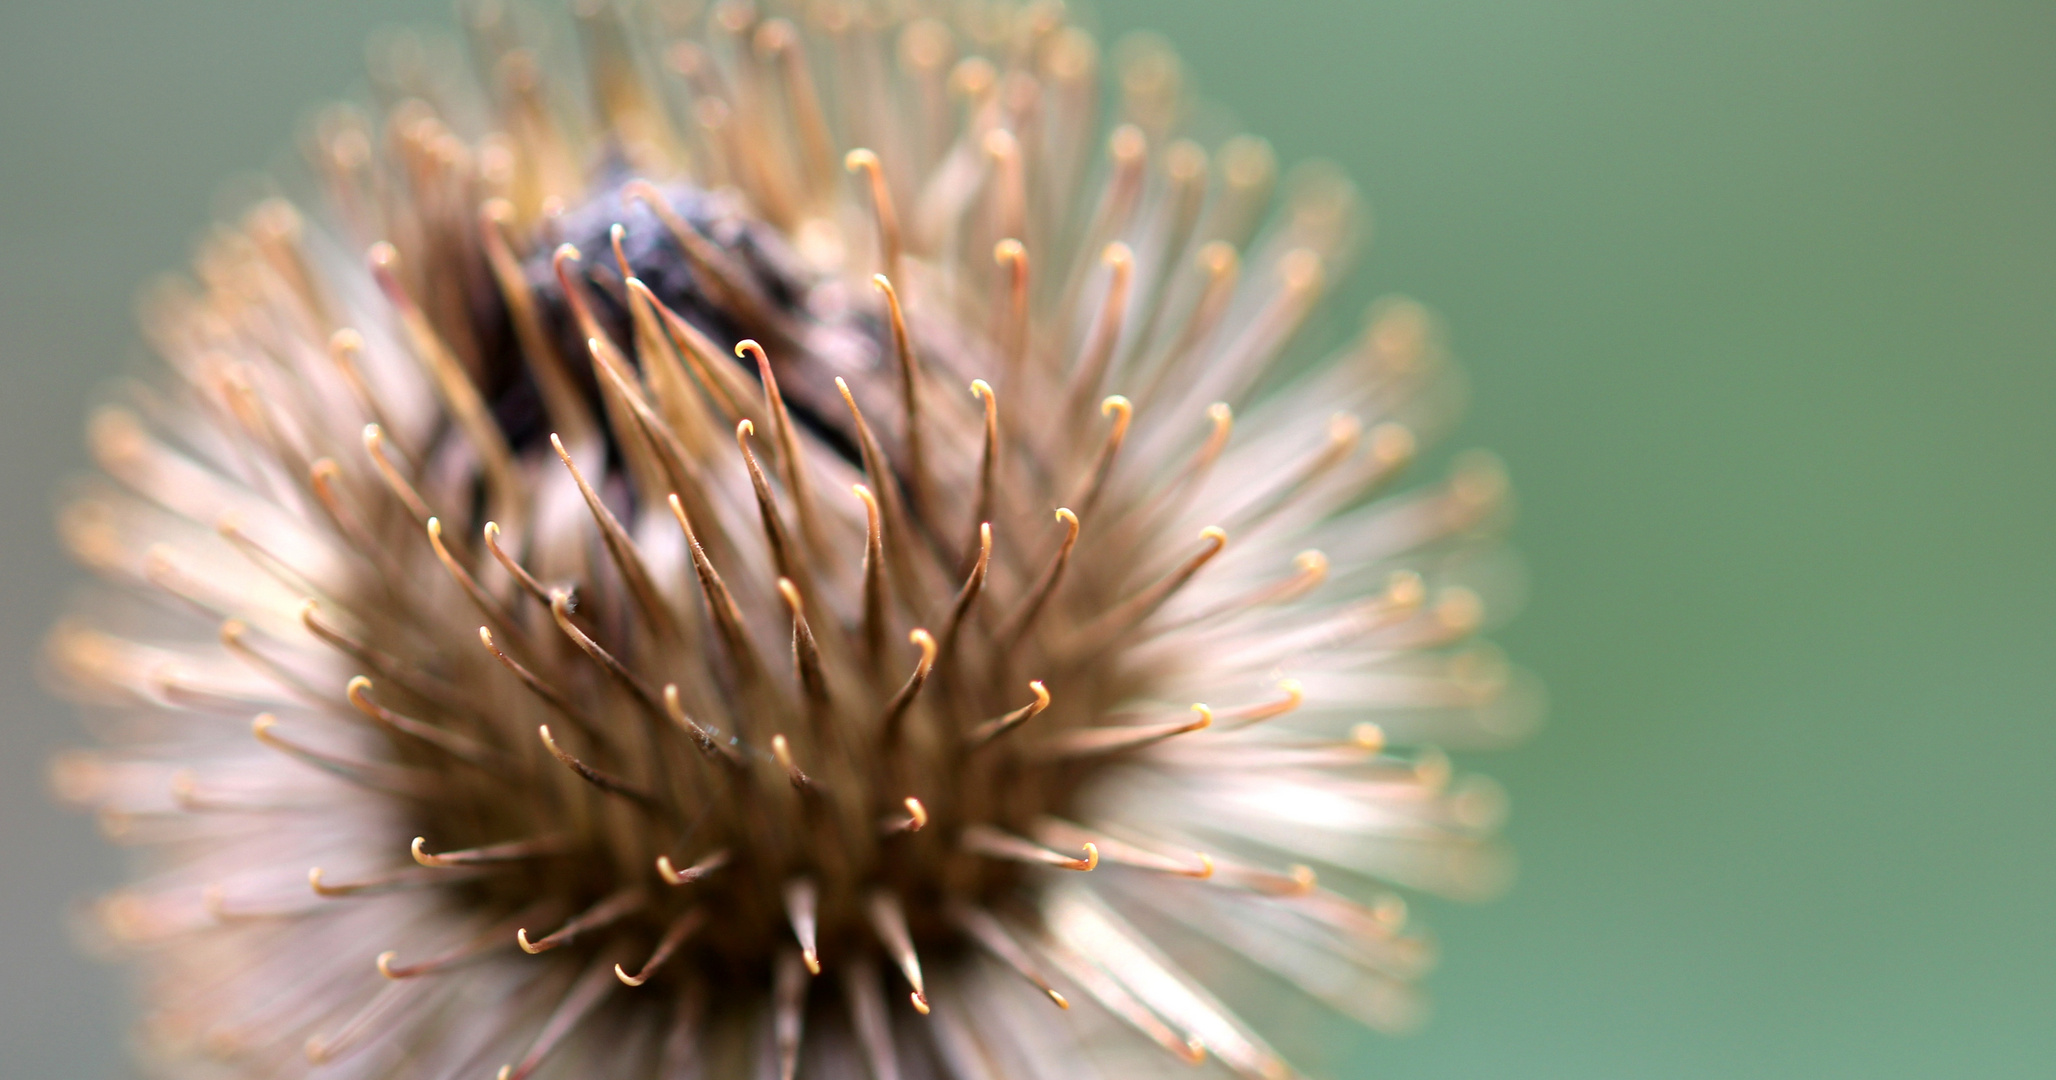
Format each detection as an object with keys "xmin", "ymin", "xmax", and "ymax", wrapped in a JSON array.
[
  {"xmin": 485, "ymin": 178, "xmax": 870, "ymax": 469},
  {"xmin": 53, "ymin": 4, "xmax": 1520, "ymax": 1078}
]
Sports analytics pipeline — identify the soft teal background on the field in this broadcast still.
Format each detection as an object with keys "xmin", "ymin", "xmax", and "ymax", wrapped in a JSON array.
[{"xmin": 2, "ymin": 2, "xmax": 2050, "ymax": 1077}]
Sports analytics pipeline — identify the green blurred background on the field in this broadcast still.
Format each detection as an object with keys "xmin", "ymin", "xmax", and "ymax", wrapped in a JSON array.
[{"xmin": 2, "ymin": 1, "xmax": 2050, "ymax": 1077}]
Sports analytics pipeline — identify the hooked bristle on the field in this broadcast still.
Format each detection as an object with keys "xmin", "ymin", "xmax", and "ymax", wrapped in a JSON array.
[{"xmin": 51, "ymin": 4, "xmax": 1529, "ymax": 1078}]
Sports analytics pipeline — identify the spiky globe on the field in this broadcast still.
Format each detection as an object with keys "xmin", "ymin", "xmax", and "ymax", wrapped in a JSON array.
[{"xmin": 48, "ymin": 2, "xmax": 1533, "ymax": 1077}]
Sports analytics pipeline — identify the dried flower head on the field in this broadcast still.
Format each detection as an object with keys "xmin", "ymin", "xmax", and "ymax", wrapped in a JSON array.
[{"xmin": 48, "ymin": 3, "xmax": 1533, "ymax": 1078}]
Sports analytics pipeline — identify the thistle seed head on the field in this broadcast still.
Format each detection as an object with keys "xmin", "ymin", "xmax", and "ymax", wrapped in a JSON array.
[{"xmin": 50, "ymin": 4, "xmax": 1533, "ymax": 1078}]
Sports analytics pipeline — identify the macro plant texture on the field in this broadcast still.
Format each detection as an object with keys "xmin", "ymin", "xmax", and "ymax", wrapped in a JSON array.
[{"xmin": 46, "ymin": 2, "xmax": 1535, "ymax": 1078}]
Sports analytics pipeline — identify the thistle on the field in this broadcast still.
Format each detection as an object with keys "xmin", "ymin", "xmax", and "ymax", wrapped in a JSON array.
[{"xmin": 48, "ymin": 3, "xmax": 1531, "ymax": 1077}]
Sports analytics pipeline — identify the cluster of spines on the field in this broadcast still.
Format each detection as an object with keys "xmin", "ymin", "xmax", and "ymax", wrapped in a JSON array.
[{"xmin": 45, "ymin": 3, "xmax": 1523, "ymax": 1077}]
